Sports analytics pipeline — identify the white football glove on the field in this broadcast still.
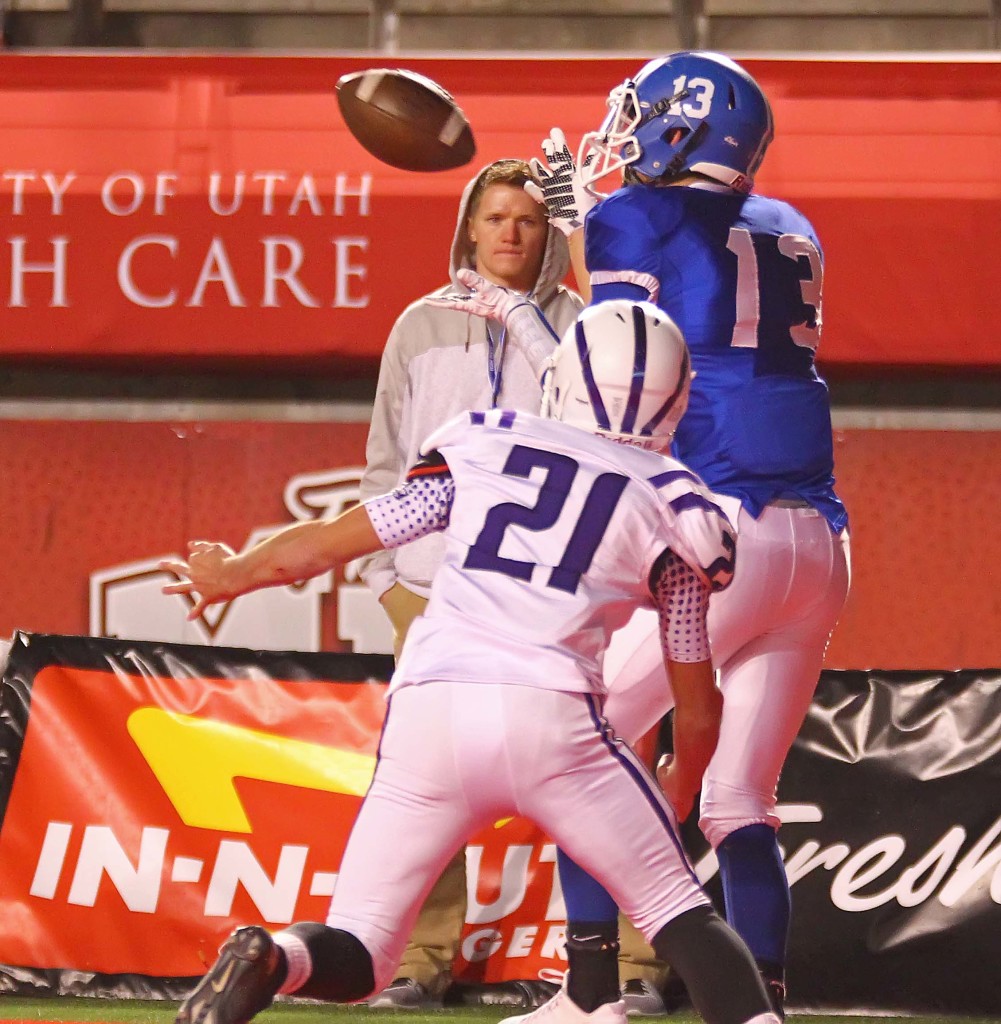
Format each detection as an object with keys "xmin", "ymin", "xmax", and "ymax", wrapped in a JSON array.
[
  {"xmin": 425, "ymin": 268, "xmax": 532, "ymax": 326},
  {"xmin": 525, "ymin": 127, "xmax": 604, "ymax": 237},
  {"xmin": 426, "ymin": 268, "xmax": 560, "ymax": 383}
]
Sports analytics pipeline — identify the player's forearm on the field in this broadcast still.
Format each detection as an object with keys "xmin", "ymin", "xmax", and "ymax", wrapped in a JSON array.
[
  {"xmin": 569, "ymin": 229, "xmax": 591, "ymax": 303},
  {"xmin": 505, "ymin": 301, "xmax": 561, "ymax": 382},
  {"xmin": 670, "ymin": 712, "xmax": 720, "ymax": 798},
  {"xmin": 228, "ymin": 505, "xmax": 382, "ymax": 595},
  {"xmin": 667, "ymin": 659, "xmax": 723, "ymax": 794}
]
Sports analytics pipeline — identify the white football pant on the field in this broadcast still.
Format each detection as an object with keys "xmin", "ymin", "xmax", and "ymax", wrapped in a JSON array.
[
  {"xmin": 603, "ymin": 502, "xmax": 851, "ymax": 848},
  {"xmin": 324, "ymin": 680, "xmax": 710, "ymax": 992}
]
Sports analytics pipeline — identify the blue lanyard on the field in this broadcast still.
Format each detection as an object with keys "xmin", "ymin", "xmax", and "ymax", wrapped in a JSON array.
[
  {"xmin": 486, "ymin": 321, "xmax": 506, "ymax": 408},
  {"xmin": 485, "ymin": 288, "xmax": 533, "ymax": 408}
]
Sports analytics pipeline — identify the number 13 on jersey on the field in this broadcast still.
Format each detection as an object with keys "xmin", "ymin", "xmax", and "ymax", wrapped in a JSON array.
[{"xmin": 727, "ymin": 227, "xmax": 823, "ymax": 351}]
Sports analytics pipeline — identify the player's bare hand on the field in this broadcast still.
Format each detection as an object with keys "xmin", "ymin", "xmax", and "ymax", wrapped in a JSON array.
[
  {"xmin": 425, "ymin": 268, "xmax": 533, "ymax": 325},
  {"xmin": 159, "ymin": 541, "xmax": 240, "ymax": 620},
  {"xmin": 656, "ymin": 753, "xmax": 695, "ymax": 822}
]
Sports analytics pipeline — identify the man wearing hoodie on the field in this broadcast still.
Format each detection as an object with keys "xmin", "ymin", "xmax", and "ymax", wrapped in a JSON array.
[{"xmin": 358, "ymin": 158, "xmax": 584, "ymax": 1009}]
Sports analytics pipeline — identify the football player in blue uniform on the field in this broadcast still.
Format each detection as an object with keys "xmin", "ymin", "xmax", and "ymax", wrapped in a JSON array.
[{"xmin": 512, "ymin": 51, "xmax": 851, "ymax": 1020}]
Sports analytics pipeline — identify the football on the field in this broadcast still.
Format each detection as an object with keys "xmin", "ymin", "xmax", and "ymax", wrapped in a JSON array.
[{"xmin": 336, "ymin": 68, "xmax": 476, "ymax": 172}]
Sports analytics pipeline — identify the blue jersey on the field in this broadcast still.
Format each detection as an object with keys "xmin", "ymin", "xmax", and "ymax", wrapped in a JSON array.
[{"xmin": 587, "ymin": 182, "xmax": 847, "ymax": 533}]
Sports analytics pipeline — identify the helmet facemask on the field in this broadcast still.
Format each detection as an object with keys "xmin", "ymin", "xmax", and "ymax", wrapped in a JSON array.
[{"xmin": 577, "ymin": 81, "xmax": 644, "ymax": 190}]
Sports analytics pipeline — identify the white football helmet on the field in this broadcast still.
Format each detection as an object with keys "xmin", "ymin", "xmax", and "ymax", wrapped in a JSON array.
[{"xmin": 541, "ymin": 300, "xmax": 691, "ymax": 452}]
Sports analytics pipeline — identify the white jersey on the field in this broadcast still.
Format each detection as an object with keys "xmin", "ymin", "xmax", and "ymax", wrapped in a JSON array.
[{"xmin": 369, "ymin": 409, "xmax": 734, "ymax": 696}]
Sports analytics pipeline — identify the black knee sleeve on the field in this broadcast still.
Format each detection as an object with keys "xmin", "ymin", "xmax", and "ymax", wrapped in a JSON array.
[
  {"xmin": 282, "ymin": 922, "xmax": 376, "ymax": 1003},
  {"xmin": 652, "ymin": 906, "xmax": 772, "ymax": 1024}
]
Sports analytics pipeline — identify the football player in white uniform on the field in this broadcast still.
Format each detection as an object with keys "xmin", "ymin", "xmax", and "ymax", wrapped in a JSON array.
[{"xmin": 163, "ymin": 301, "xmax": 777, "ymax": 1024}]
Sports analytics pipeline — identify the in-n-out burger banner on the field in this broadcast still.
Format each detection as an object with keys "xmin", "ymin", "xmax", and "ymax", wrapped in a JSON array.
[
  {"xmin": 0, "ymin": 633, "xmax": 567, "ymax": 995},
  {"xmin": 2, "ymin": 54, "xmax": 1001, "ymax": 368},
  {"xmin": 1, "ymin": 633, "xmax": 999, "ymax": 1011}
]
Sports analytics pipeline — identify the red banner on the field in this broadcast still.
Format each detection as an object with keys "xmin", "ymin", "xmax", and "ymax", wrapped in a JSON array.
[
  {"xmin": 4, "ymin": 638, "xmax": 1001, "ymax": 1011},
  {"xmin": 2, "ymin": 54, "xmax": 1000, "ymax": 368},
  {"xmin": 0, "ymin": 633, "xmax": 565, "ymax": 987},
  {"xmin": 3, "ymin": 417, "xmax": 1001, "ymax": 671}
]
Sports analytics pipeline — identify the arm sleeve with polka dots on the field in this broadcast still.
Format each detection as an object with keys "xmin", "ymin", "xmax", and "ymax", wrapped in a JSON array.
[
  {"xmin": 650, "ymin": 547, "xmax": 712, "ymax": 663},
  {"xmin": 363, "ymin": 450, "xmax": 455, "ymax": 550}
]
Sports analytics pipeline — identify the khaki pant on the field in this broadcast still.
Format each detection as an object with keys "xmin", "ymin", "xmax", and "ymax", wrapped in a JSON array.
[
  {"xmin": 619, "ymin": 915, "xmax": 670, "ymax": 987},
  {"xmin": 380, "ymin": 584, "xmax": 467, "ymax": 994}
]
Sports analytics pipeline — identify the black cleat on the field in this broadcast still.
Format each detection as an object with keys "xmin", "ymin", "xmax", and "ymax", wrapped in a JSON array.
[
  {"xmin": 621, "ymin": 980, "xmax": 668, "ymax": 1017},
  {"xmin": 177, "ymin": 926, "xmax": 283, "ymax": 1024},
  {"xmin": 367, "ymin": 978, "xmax": 437, "ymax": 1010},
  {"xmin": 753, "ymin": 960, "xmax": 785, "ymax": 1021},
  {"xmin": 763, "ymin": 978, "xmax": 785, "ymax": 1022}
]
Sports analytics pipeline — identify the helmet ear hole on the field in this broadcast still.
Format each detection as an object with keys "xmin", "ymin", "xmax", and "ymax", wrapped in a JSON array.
[{"xmin": 727, "ymin": 83, "xmax": 737, "ymax": 109}]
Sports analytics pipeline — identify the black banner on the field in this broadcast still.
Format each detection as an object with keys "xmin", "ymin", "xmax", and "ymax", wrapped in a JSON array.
[{"xmin": 680, "ymin": 669, "xmax": 1001, "ymax": 1013}]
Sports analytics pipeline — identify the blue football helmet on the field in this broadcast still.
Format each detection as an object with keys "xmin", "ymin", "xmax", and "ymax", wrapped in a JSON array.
[{"xmin": 579, "ymin": 51, "xmax": 774, "ymax": 194}]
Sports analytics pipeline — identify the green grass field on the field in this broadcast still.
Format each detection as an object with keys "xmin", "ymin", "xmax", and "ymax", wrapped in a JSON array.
[{"xmin": 0, "ymin": 1001, "xmax": 997, "ymax": 1024}]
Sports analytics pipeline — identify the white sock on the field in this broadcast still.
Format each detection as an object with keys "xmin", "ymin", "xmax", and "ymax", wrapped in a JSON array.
[{"xmin": 273, "ymin": 931, "xmax": 312, "ymax": 994}]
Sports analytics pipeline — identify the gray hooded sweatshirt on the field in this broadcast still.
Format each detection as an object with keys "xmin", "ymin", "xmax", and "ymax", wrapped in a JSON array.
[{"xmin": 358, "ymin": 164, "xmax": 584, "ymax": 601}]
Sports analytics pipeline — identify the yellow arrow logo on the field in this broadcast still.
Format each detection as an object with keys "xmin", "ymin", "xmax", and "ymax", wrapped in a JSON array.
[{"xmin": 127, "ymin": 708, "xmax": 376, "ymax": 834}]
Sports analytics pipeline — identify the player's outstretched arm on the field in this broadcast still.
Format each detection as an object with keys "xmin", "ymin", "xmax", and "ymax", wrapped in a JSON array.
[
  {"xmin": 527, "ymin": 130, "xmax": 595, "ymax": 301},
  {"xmin": 568, "ymin": 229, "xmax": 591, "ymax": 303},
  {"xmin": 425, "ymin": 266, "xmax": 532, "ymax": 323},
  {"xmin": 427, "ymin": 267, "xmax": 560, "ymax": 381},
  {"xmin": 526, "ymin": 127, "xmax": 603, "ymax": 238},
  {"xmin": 160, "ymin": 504, "xmax": 381, "ymax": 621}
]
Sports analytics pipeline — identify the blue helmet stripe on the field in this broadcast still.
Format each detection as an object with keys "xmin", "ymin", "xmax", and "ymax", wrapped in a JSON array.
[
  {"xmin": 576, "ymin": 319, "xmax": 611, "ymax": 431},
  {"xmin": 621, "ymin": 304, "xmax": 647, "ymax": 435}
]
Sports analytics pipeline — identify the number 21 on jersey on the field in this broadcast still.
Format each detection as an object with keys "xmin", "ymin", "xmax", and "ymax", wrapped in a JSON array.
[{"xmin": 464, "ymin": 445, "xmax": 627, "ymax": 595}]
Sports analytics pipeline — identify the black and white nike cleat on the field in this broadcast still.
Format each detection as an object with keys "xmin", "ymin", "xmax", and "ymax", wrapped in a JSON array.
[{"xmin": 177, "ymin": 926, "xmax": 283, "ymax": 1024}]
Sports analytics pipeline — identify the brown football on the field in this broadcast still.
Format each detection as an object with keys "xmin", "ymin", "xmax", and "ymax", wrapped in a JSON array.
[{"xmin": 336, "ymin": 68, "xmax": 476, "ymax": 172}]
